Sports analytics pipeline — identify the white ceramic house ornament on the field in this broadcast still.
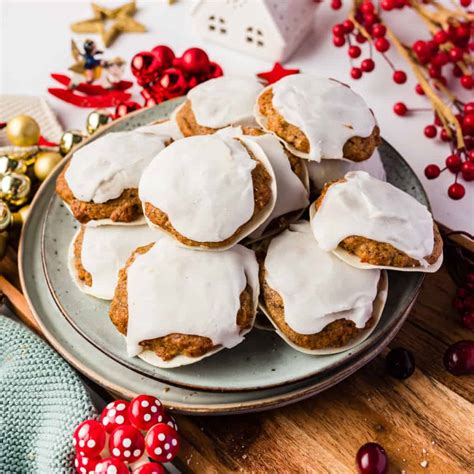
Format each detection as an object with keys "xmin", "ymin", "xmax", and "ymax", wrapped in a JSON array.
[{"xmin": 191, "ymin": 0, "xmax": 318, "ymax": 62}]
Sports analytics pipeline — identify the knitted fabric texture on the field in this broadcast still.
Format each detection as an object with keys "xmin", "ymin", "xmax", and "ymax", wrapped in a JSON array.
[{"xmin": 0, "ymin": 316, "xmax": 96, "ymax": 473}]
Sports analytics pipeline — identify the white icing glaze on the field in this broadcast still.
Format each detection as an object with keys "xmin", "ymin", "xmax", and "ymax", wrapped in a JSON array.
[
  {"xmin": 71, "ymin": 225, "xmax": 162, "ymax": 300},
  {"xmin": 65, "ymin": 130, "xmax": 169, "ymax": 204},
  {"xmin": 257, "ymin": 75, "xmax": 376, "ymax": 161},
  {"xmin": 264, "ymin": 221, "xmax": 381, "ymax": 335},
  {"xmin": 307, "ymin": 149, "xmax": 386, "ymax": 191},
  {"xmin": 187, "ymin": 76, "xmax": 263, "ymax": 128},
  {"xmin": 139, "ymin": 133, "xmax": 274, "ymax": 243},
  {"xmin": 125, "ymin": 237, "xmax": 259, "ymax": 357},
  {"xmin": 310, "ymin": 171, "xmax": 435, "ymax": 265},
  {"xmin": 136, "ymin": 119, "xmax": 183, "ymax": 140}
]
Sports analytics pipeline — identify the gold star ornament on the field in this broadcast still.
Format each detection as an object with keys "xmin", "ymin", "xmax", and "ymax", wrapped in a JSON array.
[{"xmin": 71, "ymin": 1, "xmax": 146, "ymax": 47}]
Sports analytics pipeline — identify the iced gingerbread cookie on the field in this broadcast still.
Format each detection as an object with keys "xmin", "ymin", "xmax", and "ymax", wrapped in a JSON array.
[
  {"xmin": 56, "ymin": 129, "xmax": 171, "ymax": 225},
  {"xmin": 136, "ymin": 118, "xmax": 183, "ymax": 141},
  {"xmin": 259, "ymin": 222, "xmax": 387, "ymax": 354},
  {"xmin": 255, "ymin": 74, "xmax": 380, "ymax": 162},
  {"xmin": 174, "ymin": 76, "xmax": 263, "ymax": 136},
  {"xmin": 310, "ymin": 171, "xmax": 443, "ymax": 271},
  {"xmin": 139, "ymin": 132, "xmax": 276, "ymax": 250},
  {"xmin": 109, "ymin": 237, "xmax": 259, "ymax": 367}
]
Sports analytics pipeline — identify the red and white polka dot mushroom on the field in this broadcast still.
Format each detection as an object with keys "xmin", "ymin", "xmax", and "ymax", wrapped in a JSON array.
[
  {"xmin": 145, "ymin": 423, "xmax": 180, "ymax": 463},
  {"xmin": 100, "ymin": 400, "xmax": 130, "ymax": 433}
]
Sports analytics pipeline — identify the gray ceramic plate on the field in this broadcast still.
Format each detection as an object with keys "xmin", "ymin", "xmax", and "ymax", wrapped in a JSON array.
[{"xmin": 23, "ymin": 99, "xmax": 426, "ymax": 399}]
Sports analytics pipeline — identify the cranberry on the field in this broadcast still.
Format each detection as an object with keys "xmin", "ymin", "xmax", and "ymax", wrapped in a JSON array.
[
  {"xmin": 462, "ymin": 114, "xmax": 474, "ymax": 135},
  {"xmin": 361, "ymin": 59, "xmax": 375, "ymax": 72},
  {"xmin": 393, "ymin": 102, "xmax": 407, "ymax": 116},
  {"xmin": 381, "ymin": 0, "xmax": 395, "ymax": 10},
  {"xmin": 332, "ymin": 24, "xmax": 345, "ymax": 37},
  {"xmin": 333, "ymin": 36, "xmax": 346, "ymax": 47},
  {"xmin": 449, "ymin": 47, "xmax": 464, "ymax": 62},
  {"xmin": 356, "ymin": 33, "xmax": 367, "ymax": 44},
  {"xmin": 349, "ymin": 45, "xmax": 362, "ymax": 59},
  {"xmin": 428, "ymin": 64, "xmax": 441, "ymax": 79},
  {"xmin": 360, "ymin": 2, "xmax": 375, "ymax": 14},
  {"xmin": 424, "ymin": 125, "xmax": 437, "ymax": 138},
  {"xmin": 424, "ymin": 164, "xmax": 441, "ymax": 179},
  {"xmin": 374, "ymin": 37, "xmax": 390, "ymax": 53},
  {"xmin": 440, "ymin": 128, "xmax": 451, "ymax": 142},
  {"xmin": 444, "ymin": 341, "xmax": 474, "ymax": 375},
  {"xmin": 433, "ymin": 30, "xmax": 449, "ymax": 44},
  {"xmin": 343, "ymin": 20, "xmax": 354, "ymax": 33},
  {"xmin": 462, "ymin": 312, "xmax": 474, "ymax": 330},
  {"xmin": 371, "ymin": 24, "xmax": 386, "ymax": 38},
  {"xmin": 385, "ymin": 347, "xmax": 415, "ymax": 379},
  {"xmin": 356, "ymin": 443, "xmax": 388, "ymax": 474},
  {"xmin": 446, "ymin": 154, "xmax": 462, "ymax": 172},
  {"xmin": 432, "ymin": 52, "xmax": 450, "ymax": 67},
  {"xmin": 393, "ymin": 70, "xmax": 407, "ymax": 84},
  {"xmin": 461, "ymin": 161, "xmax": 474, "ymax": 181},
  {"xmin": 464, "ymin": 102, "xmax": 474, "ymax": 115},
  {"xmin": 331, "ymin": 0, "xmax": 342, "ymax": 10},
  {"xmin": 448, "ymin": 183, "xmax": 465, "ymax": 200},
  {"xmin": 461, "ymin": 75, "xmax": 473, "ymax": 90},
  {"xmin": 351, "ymin": 67, "xmax": 363, "ymax": 80}
]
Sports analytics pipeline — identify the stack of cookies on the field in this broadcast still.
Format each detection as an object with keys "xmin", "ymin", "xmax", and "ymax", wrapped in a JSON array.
[{"xmin": 58, "ymin": 74, "xmax": 443, "ymax": 368}]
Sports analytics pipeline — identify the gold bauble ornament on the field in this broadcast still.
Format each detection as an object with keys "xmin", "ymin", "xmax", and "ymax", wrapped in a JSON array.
[
  {"xmin": 0, "ymin": 201, "xmax": 12, "ymax": 231},
  {"xmin": 34, "ymin": 151, "xmax": 63, "ymax": 181},
  {"xmin": 0, "ymin": 155, "xmax": 27, "ymax": 175},
  {"xmin": 11, "ymin": 204, "xmax": 30, "ymax": 226},
  {"xmin": 0, "ymin": 173, "xmax": 31, "ymax": 206},
  {"xmin": 0, "ymin": 231, "xmax": 8, "ymax": 260},
  {"xmin": 59, "ymin": 130, "xmax": 86, "ymax": 156},
  {"xmin": 86, "ymin": 109, "xmax": 112, "ymax": 135},
  {"xmin": 6, "ymin": 115, "xmax": 41, "ymax": 147}
]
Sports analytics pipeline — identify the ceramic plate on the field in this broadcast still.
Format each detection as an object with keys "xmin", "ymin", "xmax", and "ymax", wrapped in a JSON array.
[{"xmin": 23, "ymin": 100, "xmax": 426, "ymax": 397}]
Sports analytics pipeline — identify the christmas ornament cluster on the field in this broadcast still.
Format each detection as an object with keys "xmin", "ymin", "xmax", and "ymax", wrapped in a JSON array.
[
  {"xmin": 330, "ymin": 0, "xmax": 473, "ymax": 200},
  {"xmin": 73, "ymin": 394, "xmax": 180, "ymax": 474}
]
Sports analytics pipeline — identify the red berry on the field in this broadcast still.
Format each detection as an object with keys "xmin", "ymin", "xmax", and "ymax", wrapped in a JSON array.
[
  {"xmin": 424, "ymin": 164, "xmax": 441, "ymax": 179},
  {"xmin": 461, "ymin": 75, "xmax": 473, "ymax": 89},
  {"xmin": 133, "ymin": 462, "xmax": 166, "ymax": 474},
  {"xmin": 448, "ymin": 182, "xmax": 466, "ymax": 200},
  {"xmin": 331, "ymin": 0, "xmax": 342, "ymax": 9},
  {"xmin": 468, "ymin": 150, "xmax": 474, "ymax": 162},
  {"xmin": 461, "ymin": 161, "xmax": 474, "ymax": 181},
  {"xmin": 343, "ymin": 20, "xmax": 354, "ymax": 33},
  {"xmin": 374, "ymin": 37, "xmax": 390, "ymax": 53},
  {"xmin": 100, "ymin": 400, "xmax": 130, "ymax": 434},
  {"xmin": 424, "ymin": 125, "xmax": 437, "ymax": 138},
  {"xmin": 73, "ymin": 420, "xmax": 106, "ymax": 458},
  {"xmin": 371, "ymin": 24, "xmax": 386, "ymax": 38},
  {"xmin": 449, "ymin": 47, "xmax": 464, "ymax": 62},
  {"xmin": 128, "ymin": 395, "xmax": 166, "ymax": 431},
  {"xmin": 460, "ymin": 0, "xmax": 471, "ymax": 6},
  {"xmin": 109, "ymin": 425, "xmax": 145, "ymax": 462},
  {"xmin": 428, "ymin": 64, "xmax": 441, "ymax": 79},
  {"xmin": 333, "ymin": 36, "xmax": 346, "ymax": 47},
  {"xmin": 332, "ymin": 24, "xmax": 345, "ymax": 37},
  {"xmin": 464, "ymin": 102, "xmax": 474, "ymax": 115},
  {"xmin": 361, "ymin": 58, "xmax": 375, "ymax": 72},
  {"xmin": 393, "ymin": 102, "xmax": 407, "ymax": 116},
  {"xmin": 461, "ymin": 312, "xmax": 474, "ymax": 330},
  {"xmin": 381, "ymin": 0, "xmax": 395, "ymax": 10},
  {"xmin": 440, "ymin": 128, "xmax": 451, "ymax": 142},
  {"xmin": 179, "ymin": 48, "xmax": 209, "ymax": 74},
  {"xmin": 393, "ymin": 70, "xmax": 407, "ymax": 84},
  {"xmin": 415, "ymin": 83, "xmax": 425, "ymax": 95},
  {"xmin": 446, "ymin": 154, "xmax": 462, "ymax": 172},
  {"xmin": 385, "ymin": 347, "xmax": 415, "ymax": 379},
  {"xmin": 395, "ymin": 0, "xmax": 406, "ymax": 8},
  {"xmin": 145, "ymin": 423, "xmax": 180, "ymax": 463},
  {"xmin": 95, "ymin": 458, "xmax": 129, "ymax": 474},
  {"xmin": 360, "ymin": 2, "xmax": 375, "ymax": 14},
  {"xmin": 351, "ymin": 67, "xmax": 362, "ymax": 79},
  {"xmin": 462, "ymin": 114, "xmax": 474, "ymax": 135},
  {"xmin": 452, "ymin": 64, "xmax": 463, "ymax": 77},
  {"xmin": 348, "ymin": 45, "xmax": 362, "ymax": 58},
  {"xmin": 444, "ymin": 341, "xmax": 474, "ymax": 375},
  {"xmin": 453, "ymin": 297, "xmax": 465, "ymax": 312},
  {"xmin": 356, "ymin": 443, "xmax": 389, "ymax": 474},
  {"xmin": 412, "ymin": 40, "xmax": 430, "ymax": 62},
  {"xmin": 432, "ymin": 52, "xmax": 449, "ymax": 67},
  {"xmin": 433, "ymin": 30, "xmax": 449, "ymax": 45},
  {"xmin": 356, "ymin": 33, "xmax": 367, "ymax": 44}
]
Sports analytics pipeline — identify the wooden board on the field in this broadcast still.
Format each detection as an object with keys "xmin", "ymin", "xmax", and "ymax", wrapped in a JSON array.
[{"xmin": 1, "ymin": 255, "xmax": 472, "ymax": 473}]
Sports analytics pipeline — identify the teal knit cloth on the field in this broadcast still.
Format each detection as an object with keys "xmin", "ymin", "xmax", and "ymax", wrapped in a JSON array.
[{"xmin": 0, "ymin": 315, "xmax": 97, "ymax": 473}]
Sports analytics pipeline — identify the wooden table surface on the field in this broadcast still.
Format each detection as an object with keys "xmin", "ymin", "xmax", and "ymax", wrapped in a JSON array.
[{"xmin": 1, "ymin": 246, "xmax": 473, "ymax": 473}]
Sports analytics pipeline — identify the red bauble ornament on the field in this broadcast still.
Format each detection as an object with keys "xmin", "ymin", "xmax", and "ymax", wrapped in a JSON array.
[
  {"xmin": 151, "ymin": 45, "xmax": 175, "ymax": 69},
  {"xmin": 356, "ymin": 443, "xmax": 389, "ymax": 474},
  {"xmin": 159, "ymin": 68, "xmax": 188, "ymax": 98},
  {"xmin": 131, "ymin": 52, "xmax": 160, "ymax": 86},
  {"xmin": 448, "ymin": 182, "xmax": 465, "ymax": 200},
  {"xmin": 145, "ymin": 423, "xmax": 180, "ymax": 463},
  {"xmin": 461, "ymin": 161, "xmax": 474, "ymax": 181},
  {"xmin": 108, "ymin": 425, "xmax": 145, "ymax": 463},
  {"xmin": 207, "ymin": 61, "xmax": 224, "ymax": 79},
  {"xmin": 361, "ymin": 58, "xmax": 375, "ymax": 72},
  {"xmin": 128, "ymin": 394, "xmax": 166, "ymax": 431},
  {"xmin": 348, "ymin": 45, "xmax": 362, "ymax": 59},
  {"xmin": 144, "ymin": 97, "xmax": 157, "ymax": 108},
  {"xmin": 178, "ymin": 48, "xmax": 210, "ymax": 74},
  {"xmin": 115, "ymin": 101, "xmax": 141, "ymax": 119},
  {"xmin": 393, "ymin": 102, "xmax": 407, "ymax": 116},
  {"xmin": 446, "ymin": 154, "xmax": 462, "ymax": 172},
  {"xmin": 100, "ymin": 400, "xmax": 130, "ymax": 434},
  {"xmin": 351, "ymin": 67, "xmax": 362, "ymax": 79},
  {"xmin": 257, "ymin": 62, "xmax": 300, "ymax": 84},
  {"xmin": 424, "ymin": 164, "xmax": 441, "ymax": 179},
  {"xmin": 374, "ymin": 37, "xmax": 390, "ymax": 53},
  {"xmin": 424, "ymin": 125, "xmax": 437, "ymax": 138},
  {"xmin": 73, "ymin": 420, "xmax": 106, "ymax": 458},
  {"xmin": 393, "ymin": 70, "xmax": 407, "ymax": 84}
]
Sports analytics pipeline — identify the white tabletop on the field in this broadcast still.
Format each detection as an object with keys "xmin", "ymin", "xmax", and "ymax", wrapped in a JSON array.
[{"xmin": 1, "ymin": 0, "xmax": 472, "ymax": 232}]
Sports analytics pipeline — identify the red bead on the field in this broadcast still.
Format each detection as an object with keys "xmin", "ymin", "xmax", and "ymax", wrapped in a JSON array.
[
  {"xmin": 159, "ymin": 68, "xmax": 188, "ymax": 98},
  {"xmin": 374, "ymin": 37, "xmax": 390, "ymax": 52},
  {"xmin": 356, "ymin": 443, "xmax": 389, "ymax": 474},
  {"xmin": 381, "ymin": 0, "xmax": 395, "ymax": 10},
  {"xmin": 444, "ymin": 340, "xmax": 474, "ymax": 375},
  {"xmin": 351, "ymin": 67, "xmax": 363, "ymax": 79},
  {"xmin": 433, "ymin": 30, "xmax": 449, "ymax": 45},
  {"xmin": 109, "ymin": 425, "xmax": 145, "ymax": 462},
  {"xmin": 424, "ymin": 164, "xmax": 441, "ymax": 179},
  {"xmin": 448, "ymin": 182, "xmax": 466, "ymax": 200},
  {"xmin": 415, "ymin": 83, "xmax": 425, "ymax": 95},
  {"xmin": 464, "ymin": 102, "xmax": 474, "ymax": 115},
  {"xmin": 461, "ymin": 75, "xmax": 473, "ymax": 89},
  {"xmin": 333, "ymin": 36, "xmax": 346, "ymax": 47},
  {"xmin": 461, "ymin": 161, "xmax": 474, "ymax": 181},
  {"xmin": 393, "ymin": 102, "xmax": 407, "ymax": 116},
  {"xmin": 151, "ymin": 45, "xmax": 175, "ymax": 69},
  {"xmin": 145, "ymin": 423, "xmax": 180, "ymax": 463},
  {"xmin": 462, "ymin": 114, "xmax": 474, "ymax": 134},
  {"xmin": 178, "ymin": 48, "xmax": 210, "ymax": 74},
  {"xmin": 73, "ymin": 420, "xmax": 106, "ymax": 458},
  {"xmin": 440, "ymin": 128, "xmax": 451, "ymax": 142},
  {"xmin": 331, "ymin": 0, "xmax": 342, "ymax": 10},
  {"xmin": 131, "ymin": 52, "xmax": 160, "ymax": 86},
  {"xmin": 393, "ymin": 70, "xmax": 407, "ymax": 84},
  {"xmin": 332, "ymin": 24, "xmax": 345, "ymax": 37},
  {"xmin": 100, "ymin": 400, "xmax": 130, "ymax": 434},
  {"xmin": 449, "ymin": 47, "xmax": 464, "ymax": 62},
  {"xmin": 348, "ymin": 45, "xmax": 362, "ymax": 58},
  {"xmin": 356, "ymin": 33, "xmax": 367, "ymax": 44},
  {"xmin": 128, "ymin": 395, "xmax": 166, "ymax": 431},
  {"xmin": 446, "ymin": 154, "xmax": 462, "ymax": 172},
  {"xmin": 133, "ymin": 462, "xmax": 166, "ymax": 474},
  {"xmin": 371, "ymin": 23, "xmax": 386, "ymax": 38},
  {"xmin": 361, "ymin": 58, "xmax": 375, "ymax": 72},
  {"xmin": 343, "ymin": 20, "xmax": 354, "ymax": 33},
  {"xmin": 424, "ymin": 125, "xmax": 437, "ymax": 138},
  {"xmin": 95, "ymin": 458, "xmax": 129, "ymax": 474}
]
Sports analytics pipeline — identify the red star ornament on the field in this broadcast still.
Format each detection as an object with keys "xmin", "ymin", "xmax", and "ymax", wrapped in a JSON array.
[{"xmin": 257, "ymin": 62, "xmax": 300, "ymax": 85}]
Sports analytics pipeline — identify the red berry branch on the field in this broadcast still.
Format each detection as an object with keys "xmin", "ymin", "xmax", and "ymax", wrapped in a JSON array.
[{"xmin": 331, "ymin": 0, "xmax": 474, "ymax": 200}]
